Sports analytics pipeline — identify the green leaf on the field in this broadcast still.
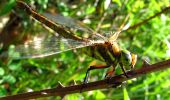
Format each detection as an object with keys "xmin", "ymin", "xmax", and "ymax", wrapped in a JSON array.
[
  {"xmin": 0, "ymin": 0, "xmax": 16, "ymax": 16},
  {"xmin": 66, "ymin": 94, "xmax": 79, "ymax": 100},
  {"xmin": 0, "ymin": 68, "xmax": 5, "ymax": 76},
  {"xmin": 112, "ymin": 0, "xmax": 121, "ymax": 6},
  {"xmin": 0, "ymin": 86, "xmax": 7, "ymax": 96},
  {"xmin": 3, "ymin": 75, "xmax": 16, "ymax": 84},
  {"xmin": 123, "ymin": 87, "xmax": 130, "ymax": 100},
  {"xmin": 37, "ymin": 0, "xmax": 48, "ymax": 9},
  {"xmin": 85, "ymin": 5, "xmax": 95, "ymax": 14},
  {"xmin": 95, "ymin": 90, "xmax": 106, "ymax": 99},
  {"xmin": 8, "ymin": 63, "xmax": 21, "ymax": 71}
]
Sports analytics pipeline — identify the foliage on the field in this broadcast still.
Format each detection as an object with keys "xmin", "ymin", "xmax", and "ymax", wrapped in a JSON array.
[{"xmin": 0, "ymin": 0, "xmax": 170, "ymax": 99}]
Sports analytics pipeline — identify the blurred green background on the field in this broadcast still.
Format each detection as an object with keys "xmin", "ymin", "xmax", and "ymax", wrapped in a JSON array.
[{"xmin": 0, "ymin": 0, "xmax": 170, "ymax": 99}]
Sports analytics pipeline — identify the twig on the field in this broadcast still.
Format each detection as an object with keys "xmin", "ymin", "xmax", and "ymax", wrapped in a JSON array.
[
  {"xmin": 124, "ymin": 5, "xmax": 170, "ymax": 31},
  {"xmin": 1, "ymin": 59, "xmax": 170, "ymax": 100}
]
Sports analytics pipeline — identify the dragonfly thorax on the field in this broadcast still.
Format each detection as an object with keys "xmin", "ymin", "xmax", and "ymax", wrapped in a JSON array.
[{"xmin": 83, "ymin": 41, "xmax": 120, "ymax": 65}]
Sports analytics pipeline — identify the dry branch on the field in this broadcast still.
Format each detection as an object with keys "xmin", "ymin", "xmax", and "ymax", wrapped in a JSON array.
[{"xmin": 1, "ymin": 59, "xmax": 170, "ymax": 100}]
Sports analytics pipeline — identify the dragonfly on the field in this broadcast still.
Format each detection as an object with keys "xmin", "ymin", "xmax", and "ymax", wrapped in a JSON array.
[{"xmin": 0, "ymin": 1, "xmax": 137, "ymax": 84}]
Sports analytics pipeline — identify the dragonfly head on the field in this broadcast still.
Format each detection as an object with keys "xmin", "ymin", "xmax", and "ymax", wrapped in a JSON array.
[{"xmin": 120, "ymin": 50, "xmax": 137, "ymax": 69}]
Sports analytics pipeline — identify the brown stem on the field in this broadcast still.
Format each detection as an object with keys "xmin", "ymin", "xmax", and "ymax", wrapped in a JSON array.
[
  {"xmin": 1, "ymin": 59, "xmax": 170, "ymax": 100},
  {"xmin": 124, "ymin": 5, "xmax": 170, "ymax": 31}
]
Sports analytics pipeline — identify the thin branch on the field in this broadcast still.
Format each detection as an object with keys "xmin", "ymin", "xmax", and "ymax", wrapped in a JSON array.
[
  {"xmin": 1, "ymin": 59, "xmax": 170, "ymax": 100},
  {"xmin": 124, "ymin": 5, "xmax": 170, "ymax": 31}
]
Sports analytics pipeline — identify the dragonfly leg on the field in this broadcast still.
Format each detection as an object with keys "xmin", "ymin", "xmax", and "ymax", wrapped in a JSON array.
[
  {"xmin": 80, "ymin": 65, "xmax": 110, "ymax": 93},
  {"xmin": 105, "ymin": 68, "xmax": 115, "ymax": 78},
  {"xmin": 119, "ymin": 63, "xmax": 129, "ymax": 78},
  {"xmin": 83, "ymin": 65, "xmax": 110, "ymax": 84}
]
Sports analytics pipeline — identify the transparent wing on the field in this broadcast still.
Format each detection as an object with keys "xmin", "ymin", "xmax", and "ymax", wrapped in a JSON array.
[
  {"xmin": 109, "ymin": 30, "xmax": 121, "ymax": 41},
  {"xmin": 16, "ymin": 1, "xmax": 105, "ymax": 41},
  {"xmin": 42, "ymin": 13, "xmax": 126, "ymax": 42},
  {"xmin": 43, "ymin": 13, "xmax": 123, "ymax": 41},
  {"xmin": 43, "ymin": 13, "xmax": 107, "ymax": 40},
  {"xmin": 17, "ymin": 1, "xmax": 120, "ymax": 42},
  {"xmin": 0, "ymin": 12, "xmax": 105, "ymax": 59},
  {"xmin": 0, "ymin": 34, "xmax": 90, "ymax": 59},
  {"xmin": 43, "ymin": 13, "xmax": 94, "ymax": 34}
]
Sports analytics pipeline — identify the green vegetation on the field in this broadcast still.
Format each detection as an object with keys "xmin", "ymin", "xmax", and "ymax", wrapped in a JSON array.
[{"xmin": 0, "ymin": 0, "xmax": 170, "ymax": 99}]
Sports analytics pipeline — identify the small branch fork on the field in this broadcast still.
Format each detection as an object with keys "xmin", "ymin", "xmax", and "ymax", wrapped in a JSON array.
[{"xmin": 1, "ymin": 59, "xmax": 170, "ymax": 100}]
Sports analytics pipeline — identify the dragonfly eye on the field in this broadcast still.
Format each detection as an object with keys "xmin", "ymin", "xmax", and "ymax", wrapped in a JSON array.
[{"xmin": 120, "ymin": 50, "xmax": 132, "ymax": 67}]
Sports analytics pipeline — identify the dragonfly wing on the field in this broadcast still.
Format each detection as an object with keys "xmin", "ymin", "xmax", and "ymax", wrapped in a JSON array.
[
  {"xmin": 109, "ymin": 30, "xmax": 121, "ymax": 41},
  {"xmin": 43, "ymin": 13, "xmax": 107, "ymax": 40},
  {"xmin": 16, "ymin": 1, "xmax": 107, "ymax": 42},
  {"xmin": 43, "ymin": 13, "xmax": 94, "ymax": 33},
  {"xmin": 0, "ymin": 35, "xmax": 90, "ymax": 59}
]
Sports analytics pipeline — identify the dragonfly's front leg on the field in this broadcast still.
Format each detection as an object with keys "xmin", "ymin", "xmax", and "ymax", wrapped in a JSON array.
[
  {"xmin": 105, "ymin": 67, "xmax": 115, "ymax": 78},
  {"xmin": 119, "ymin": 63, "xmax": 129, "ymax": 78},
  {"xmin": 83, "ymin": 65, "xmax": 110, "ymax": 84}
]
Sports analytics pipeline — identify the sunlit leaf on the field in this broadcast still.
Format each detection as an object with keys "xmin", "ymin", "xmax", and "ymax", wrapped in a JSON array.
[
  {"xmin": 0, "ymin": 68, "xmax": 4, "ymax": 76},
  {"xmin": 3, "ymin": 75, "xmax": 16, "ymax": 84},
  {"xmin": 123, "ymin": 87, "xmax": 130, "ymax": 100},
  {"xmin": 85, "ymin": 5, "xmax": 95, "ymax": 14},
  {"xmin": 95, "ymin": 90, "xmax": 106, "ymax": 99}
]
